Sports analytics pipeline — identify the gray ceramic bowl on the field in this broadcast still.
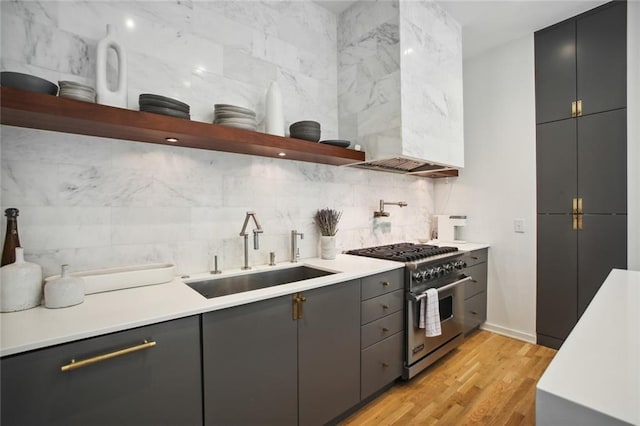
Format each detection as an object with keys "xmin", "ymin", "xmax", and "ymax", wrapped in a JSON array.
[
  {"xmin": 290, "ymin": 128, "xmax": 321, "ymax": 142},
  {"xmin": 1, "ymin": 72, "xmax": 58, "ymax": 95}
]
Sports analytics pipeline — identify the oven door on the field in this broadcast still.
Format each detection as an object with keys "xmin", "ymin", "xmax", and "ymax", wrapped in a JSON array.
[{"xmin": 406, "ymin": 276, "xmax": 469, "ymax": 366}]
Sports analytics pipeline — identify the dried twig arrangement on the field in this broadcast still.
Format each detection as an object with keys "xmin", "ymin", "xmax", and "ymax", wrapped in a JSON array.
[{"xmin": 314, "ymin": 208, "xmax": 342, "ymax": 236}]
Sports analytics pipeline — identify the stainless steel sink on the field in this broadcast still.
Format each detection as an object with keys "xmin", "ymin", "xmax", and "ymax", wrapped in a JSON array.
[{"xmin": 184, "ymin": 266, "xmax": 336, "ymax": 299}]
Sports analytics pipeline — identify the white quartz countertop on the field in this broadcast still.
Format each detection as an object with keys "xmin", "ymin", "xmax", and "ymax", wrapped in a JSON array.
[
  {"xmin": 536, "ymin": 269, "xmax": 640, "ymax": 425},
  {"xmin": 0, "ymin": 255, "xmax": 403, "ymax": 357}
]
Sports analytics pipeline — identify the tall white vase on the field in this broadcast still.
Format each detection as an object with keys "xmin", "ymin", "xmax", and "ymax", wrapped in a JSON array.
[
  {"xmin": 0, "ymin": 247, "xmax": 43, "ymax": 312},
  {"xmin": 96, "ymin": 24, "xmax": 128, "ymax": 108},
  {"xmin": 320, "ymin": 236, "xmax": 336, "ymax": 260},
  {"xmin": 265, "ymin": 81, "xmax": 284, "ymax": 136}
]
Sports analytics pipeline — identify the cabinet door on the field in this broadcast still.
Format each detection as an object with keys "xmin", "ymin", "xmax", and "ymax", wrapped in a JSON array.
[
  {"xmin": 202, "ymin": 296, "xmax": 297, "ymax": 426},
  {"xmin": 537, "ymin": 214, "xmax": 578, "ymax": 343},
  {"xmin": 536, "ymin": 119, "xmax": 577, "ymax": 213},
  {"xmin": 298, "ymin": 280, "xmax": 360, "ymax": 426},
  {"xmin": 576, "ymin": 1, "xmax": 627, "ymax": 115},
  {"xmin": 1, "ymin": 316, "xmax": 202, "ymax": 426},
  {"xmin": 577, "ymin": 214, "xmax": 627, "ymax": 317},
  {"xmin": 534, "ymin": 20, "xmax": 576, "ymax": 124},
  {"xmin": 578, "ymin": 109, "xmax": 627, "ymax": 214}
]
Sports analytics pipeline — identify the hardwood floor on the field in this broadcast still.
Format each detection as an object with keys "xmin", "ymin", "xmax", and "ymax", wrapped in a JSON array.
[{"xmin": 341, "ymin": 330, "xmax": 557, "ymax": 425}]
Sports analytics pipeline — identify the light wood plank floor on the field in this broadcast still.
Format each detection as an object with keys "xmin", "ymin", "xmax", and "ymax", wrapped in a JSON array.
[{"xmin": 342, "ymin": 330, "xmax": 556, "ymax": 425}]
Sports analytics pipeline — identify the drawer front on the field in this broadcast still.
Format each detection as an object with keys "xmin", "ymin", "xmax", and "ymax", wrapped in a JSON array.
[
  {"xmin": 464, "ymin": 291, "xmax": 487, "ymax": 334},
  {"xmin": 1, "ymin": 316, "xmax": 202, "ymax": 426},
  {"xmin": 361, "ymin": 332, "xmax": 403, "ymax": 400},
  {"xmin": 361, "ymin": 290, "xmax": 404, "ymax": 325},
  {"xmin": 361, "ymin": 311, "xmax": 404, "ymax": 349},
  {"xmin": 361, "ymin": 269, "xmax": 404, "ymax": 300},
  {"xmin": 463, "ymin": 249, "xmax": 488, "ymax": 268},
  {"xmin": 464, "ymin": 262, "xmax": 488, "ymax": 299}
]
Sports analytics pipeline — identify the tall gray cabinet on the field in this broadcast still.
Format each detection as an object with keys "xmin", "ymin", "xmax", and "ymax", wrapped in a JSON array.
[{"xmin": 535, "ymin": 0, "xmax": 627, "ymax": 349}]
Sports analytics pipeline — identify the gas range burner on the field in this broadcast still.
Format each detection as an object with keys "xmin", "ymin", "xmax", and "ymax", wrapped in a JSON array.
[{"xmin": 345, "ymin": 243, "xmax": 458, "ymax": 263}]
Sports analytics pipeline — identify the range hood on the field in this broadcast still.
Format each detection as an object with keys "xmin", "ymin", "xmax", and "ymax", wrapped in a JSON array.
[{"xmin": 337, "ymin": 0, "xmax": 463, "ymax": 178}]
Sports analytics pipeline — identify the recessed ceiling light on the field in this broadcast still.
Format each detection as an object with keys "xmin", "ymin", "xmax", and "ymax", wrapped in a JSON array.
[
  {"xmin": 125, "ymin": 18, "xmax": 135, "ymax": 30},
  {"xmin": 278, "ymin": 152, "xmax": 286, "ymax": 157},
  {"xmin": 165, "ymin": 137, "xmax": 179, "ymax": 143}
]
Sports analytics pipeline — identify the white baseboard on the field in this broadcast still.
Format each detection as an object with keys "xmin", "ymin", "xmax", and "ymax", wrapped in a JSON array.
[{"xmin": 480, "ymin": 322, "xmax": 536, "ymax": 344}]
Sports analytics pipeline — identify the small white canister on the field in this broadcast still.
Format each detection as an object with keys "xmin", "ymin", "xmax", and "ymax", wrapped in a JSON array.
[
  {"xmin": 0, "ymin": 247, "xmax": 43, "ymax": 312},
  {"xmin": 44, "ymin": 264, "xmax": 85, "ymax": 309}
]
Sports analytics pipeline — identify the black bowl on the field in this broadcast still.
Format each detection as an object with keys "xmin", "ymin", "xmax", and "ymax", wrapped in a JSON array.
[
  {"xmin": 290, "ymin": 129, "xmax": 321, "ymax": 142},
  {"xmin": 1, "ymin": 71, "xmax": 58, "ymax": 95},
  {"xmin": 290, "ymin": 120, "xmax": 320, "ymax": 130}
]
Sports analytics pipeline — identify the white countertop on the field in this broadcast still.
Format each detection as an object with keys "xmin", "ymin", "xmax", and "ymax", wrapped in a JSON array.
[
  {"xmin": 536, "ymin": 269, "xmax": 640, "ymax": 425},
  {"xmin": 0, "ymin": 255, "xmax": 403, "ymax": 357}
]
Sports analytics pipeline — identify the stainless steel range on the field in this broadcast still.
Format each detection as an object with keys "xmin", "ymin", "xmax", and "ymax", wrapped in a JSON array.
[{"xmin": 345, "ymin": 243, "xmax": 471, "ymax": 379}]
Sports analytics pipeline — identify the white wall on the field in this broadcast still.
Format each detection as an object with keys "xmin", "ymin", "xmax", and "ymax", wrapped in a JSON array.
[
  {"xmin": 0, "ymin": 1, "xmax": 436, "ymax": 277},
  {"xmin": 434, "ymin": 35, "xmax": 537, "ymax": 342}
]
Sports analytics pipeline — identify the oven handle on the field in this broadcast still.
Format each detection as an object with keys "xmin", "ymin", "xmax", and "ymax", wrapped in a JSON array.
[{"xmin": 408, "ymin": 276, "xmax": 472, "ymax": 302}]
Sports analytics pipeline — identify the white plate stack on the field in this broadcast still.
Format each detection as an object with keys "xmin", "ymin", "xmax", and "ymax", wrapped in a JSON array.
[
  {"xmin": 58, "ymin": 81, "xmax": 96, "ymax": 103},
  {"xmin": 214, "ymin": 104, "xmax": 257, "ymax": 131}
]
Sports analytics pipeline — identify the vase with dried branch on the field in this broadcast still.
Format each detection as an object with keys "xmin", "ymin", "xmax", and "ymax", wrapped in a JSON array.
[{"xmin": 314, "ymin": 208, "xmax": 342, "ymax": 259}]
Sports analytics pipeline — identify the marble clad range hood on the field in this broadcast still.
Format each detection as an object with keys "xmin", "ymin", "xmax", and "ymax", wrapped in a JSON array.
[{"xmin": 337, "ymin": 0, "xmax": 463, "ymax": 176}]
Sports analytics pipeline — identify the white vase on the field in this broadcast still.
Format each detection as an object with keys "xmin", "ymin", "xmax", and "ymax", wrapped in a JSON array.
[
  {"xmin": 0, "ymin": 247, "xmax": 43, "ymax": 312},
  {"xmin": 320, "ymin": 236, "xmax": 336, "ymax": 260},
  {"xmin": 265, "ymin": 81, "xmax": 284, "ymax": 136},
  {"xmin": 44, "ymin": 264, "xmax": 85, "ymax": 309},
  {"xmin": 96, "ymin": 24, "xmax": 128, "ymax": 108}
]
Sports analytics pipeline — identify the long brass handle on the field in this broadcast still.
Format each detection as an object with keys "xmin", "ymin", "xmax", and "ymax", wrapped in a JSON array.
[
  {"xmin": 60, "ymin": 340, "xmax": 156, "ymax": 372},
  {"xmin": 571, "ymin": 101, "xmax": 577, "ymax": 118},
  {"xmin": 573, "ymin": 214, "xmax": 578, "ymax": 230},
  {"xmin": 293, "ymin": 293, "xmax": 306, "ymax": 320},
  {"xmin": 577, "ymin": 100, "xmax": 583, "ymax": 117},
  {"xmin": 577, "ymin": 197, "xmax": 583, "ymax": 214},
  {"xmin": 572, "ymin": 198, "xmax": 578, "ymax": 214},
  {"xmin": 578, "ymin": 214, "xmax": 583, "ymax": 230}
]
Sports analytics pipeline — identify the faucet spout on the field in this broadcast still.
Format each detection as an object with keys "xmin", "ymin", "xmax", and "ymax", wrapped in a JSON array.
[
  {"xmin": 240, "ymin": 211, "xmax": 264, "ymax": 270},
  {"xmin": 291, "ymin": 230, "xmax": 304, "ymax": 262},
  {"xmin": 374, "ymin": 200, "xmax": 408, "ymax": 218}
]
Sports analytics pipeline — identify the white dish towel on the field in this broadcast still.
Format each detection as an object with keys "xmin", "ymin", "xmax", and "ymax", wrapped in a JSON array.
[{"xmin": 419, "ymin": 288, "xmax": 442, "ymax": 337}]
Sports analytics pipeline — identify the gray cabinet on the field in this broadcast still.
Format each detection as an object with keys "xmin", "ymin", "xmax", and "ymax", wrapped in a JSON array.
[
  {"xmin": 461, "ymin": 249, "xmax": 488, "ymax": 335},
  {"xmin": 1, "ymin": 316, "xmax": 202, "ymax": 426},
  {"xmin": 360, "ymin": 268, "xmax": 404, "ymax": 400},
  {"xmin": 535, "ymin": 1, "xmax": 627, "ymax": 349},
  {"xmin": 298, "ymin": 280, "xmax": 360, "ymax": 426},
  {"xmin": 202, "ymin": 295, "xmax": 297, "ymax": 426},
  {"xmin": 201, "ymin": 279, "xmax": 361, "ymax": 426}
]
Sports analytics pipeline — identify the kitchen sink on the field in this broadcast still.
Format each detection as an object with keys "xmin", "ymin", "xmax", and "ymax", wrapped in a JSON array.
[{"xmin": 184, "ymin": 266, "xmax": 336, "ymax": 299}]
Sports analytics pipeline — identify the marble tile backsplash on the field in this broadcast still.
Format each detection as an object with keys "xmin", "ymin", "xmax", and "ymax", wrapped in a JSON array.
[{"xmin": 1, "ymin": 0, "xmax": 436, "ymax": 277}]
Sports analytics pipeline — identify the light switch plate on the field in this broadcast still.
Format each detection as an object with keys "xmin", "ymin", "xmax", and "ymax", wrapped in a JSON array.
[{"xmin": 514, "ymin": 219, "xmax": 525, "ymax": 233}]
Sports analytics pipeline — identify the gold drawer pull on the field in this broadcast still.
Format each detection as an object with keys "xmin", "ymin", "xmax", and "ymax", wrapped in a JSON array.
[
  {"xmin": 471, "ymin": 279, "xmax": 478, "ymax": 283},
  {"xmin": 382, "ymin": 327, "xmax": 390, "ymax": 332},
  {"xmin": 470, "ymin": 311, "xmax": 478, "ymax": 315},
  {"xmin": 60, "ymin": 340, "xmax": 156, "ymax": 372},
  {"xmin": 382, "ymin": 281, "xmax": 390, "ymax": 287},
  {"xmin": 382, "ymin": 304, "xmax": 389, "ymax": 310},
  {"xmin": 382, "ymin": 362, "xmax": 389, "ymax": 368}
]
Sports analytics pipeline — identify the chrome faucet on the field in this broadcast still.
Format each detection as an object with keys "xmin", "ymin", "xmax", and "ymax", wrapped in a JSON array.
[
  {"xmin": 239, "ymin": 211, "xmax": 263, "ymax": 270},
  {"xmin": 291, "ymin": 230, "xmax": 304, "ymax": 262},
  {"xmin": 374, "ymin": 200, "xmax": 408, "ymax": 217}
]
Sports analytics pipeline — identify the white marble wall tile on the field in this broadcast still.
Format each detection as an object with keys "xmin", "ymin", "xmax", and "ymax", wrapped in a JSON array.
[
  {"xmin": 0, "ymin": 0, "xmax": 58, "ymax": 27},
  {"xmin": 1, "ymin": 161, "xmax": 59, "ymax": 206},
  {"xmin": 27, "ymin": 246, "xmax": 116, "ymax": 278},
  {"xmin": 338, "ymin": 0, "xmax": 398, "ymax": 49},
  {"xmin": 252, "ymin": 31, "xmax": 300, "ymax": 73},
  {"xmin": 111, "ymin": 207, "xmax": 190, "ymax": 245},
  {"xmin": 191, "ymin": 6, "xmax": 254, "ymax": 54},
  {"xmin": 223, "ymin": 47, "xmax": 278, "ymax": 88},
  {"xmin": 17, "ymin": 206, "xmax": 111, "ymax": 251}
]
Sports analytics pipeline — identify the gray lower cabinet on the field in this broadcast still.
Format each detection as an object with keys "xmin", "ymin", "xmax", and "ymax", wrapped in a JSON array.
[
  {"xmin": 201, "ymin": 295, "xmax": 298, "ymax": 426},
  {"xmin": 360, "ymin": 269, "xmax": 404, "ymax": 400},
  {"xmin": 201, "ymin": 279, "xmax": 361, "ymax": 426},
  {"xmin": 462, "ymin": 249, "xmax": 488, "ymax": 335},
  {"xmin": 0, "ymin": 316, "xmax": 202, "ymax": 426}
]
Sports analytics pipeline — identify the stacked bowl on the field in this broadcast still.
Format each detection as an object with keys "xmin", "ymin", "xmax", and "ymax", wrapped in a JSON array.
[
  {"xmin": 1, "ymin": 71, "xmax": 58, "ymax": 95},
  {"xmin": 213, "ymin": 104, "xmax": 257, "ymax": 131},
  {"xmin": 289, "ymin": 121, "xmax": 321, "ymax": 142},
  {"xmin": 58, "ymin": 81, "xmax": 96, "ymax": 103},
  {"xmin": 139, "ymin": 94, "xmax": 190, "ymax": 119}
]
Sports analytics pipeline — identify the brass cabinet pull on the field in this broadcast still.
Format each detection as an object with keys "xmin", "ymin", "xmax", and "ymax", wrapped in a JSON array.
[
  {"xmin": 571, "ymin": 101, "xmax": 577, "ymax": 117},
  {"xmin": 471, "ymin": 279, "xmax": 478, "ymax": 283},
  {"xmin": 572, "ymin": 198, "xmax": 578, "ymax": 214},
  {"xmin": 293, "ymin": 293, "xmax": 307, "ymax": 320},
  {"xmin": 60, "ymin": 340, "xmax": 156, "ymax": 372},
  {"xmin": 382, "ymin": 304, "xmax": 389, "ymax": 310},
  {"xmin": 382, "ymin": 281, "xmax": 390, "ymax": 287},
  {"xmin": 470, "ymin": 311, "xmax": 478, "ymax": 315},
  {"xmin": 577, "ymin": 197, "xmax": 583, "ymax": 214},
  {"xmin": 573, "ymin": 214, "xmax": 578, "ymax": 230},
  {"xmin": 471, "ymin": 256, "xmax": 478, "ymax": 260},
  {"xmin": 382, "ymin": 327, "xmax": 389, "ymax": 332},
  {"xmin": 578, "ymin": 214, "xmax": 583, "ymax": 230},
  {"xmin": 381, "ymin": 362, "xmax": 389, "ymax": 368},
  {"xmin": 577, "ymin": 100, "xmax": 583, "ymax": 116}
]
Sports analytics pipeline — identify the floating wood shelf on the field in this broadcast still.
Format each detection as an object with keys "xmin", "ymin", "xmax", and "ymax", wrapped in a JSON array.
[{"xmin": 0, "ymin": 86, "xmax": 365, "ymax": 167}]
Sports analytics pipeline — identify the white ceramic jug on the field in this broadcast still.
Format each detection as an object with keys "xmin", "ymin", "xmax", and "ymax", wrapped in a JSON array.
[
  {"xmin": 96, "ymin": 24, "xmax": 128, "ymax": 108},
  {"xmin": 0, "ymin": 247, "xmax": 43, "ymax": 312},
  {"xmin": 44, "ymin": 264, "xmax": 85, "ymax": 309}
]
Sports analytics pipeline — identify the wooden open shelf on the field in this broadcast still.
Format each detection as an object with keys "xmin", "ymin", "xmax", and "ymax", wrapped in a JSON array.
[{"xmin": 0, "ymin": 87, "xmax": 365, "ymax": 166}]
